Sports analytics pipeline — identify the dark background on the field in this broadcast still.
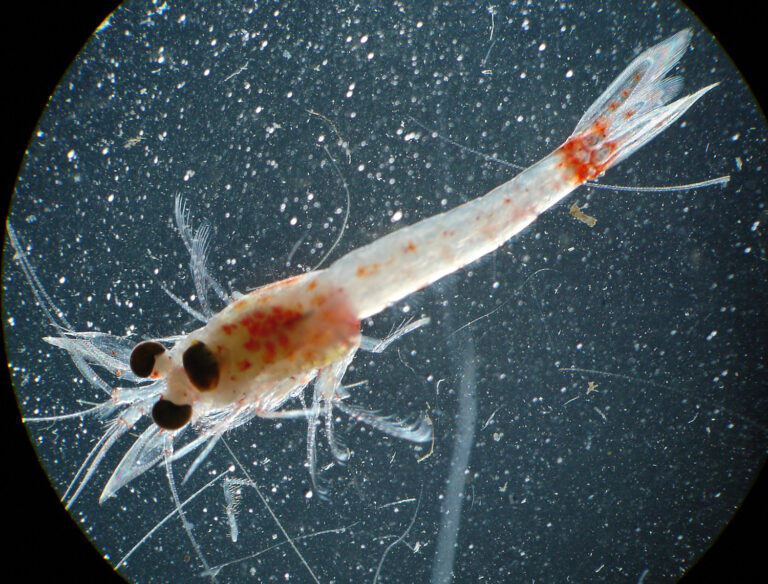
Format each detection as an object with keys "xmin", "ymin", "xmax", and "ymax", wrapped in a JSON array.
[{"xmin": 2, "ymin": 2, "xmax": 764, "ymax": 584}]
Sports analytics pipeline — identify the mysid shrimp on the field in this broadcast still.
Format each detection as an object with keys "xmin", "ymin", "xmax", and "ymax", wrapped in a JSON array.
[{"xmin": 8, "ymin": 29, "xmax": 727, "ymax": 583}]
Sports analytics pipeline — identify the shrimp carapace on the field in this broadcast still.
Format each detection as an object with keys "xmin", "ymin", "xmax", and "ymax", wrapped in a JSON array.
[{"xmin": 132, "ymin": 272, "xmax": 361, "ymax": 426}]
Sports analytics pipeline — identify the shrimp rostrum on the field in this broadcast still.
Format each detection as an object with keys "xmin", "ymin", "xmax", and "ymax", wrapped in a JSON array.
[{"xmin": 11, "ymin": 30, "xmax": 718, "ymax": 503}]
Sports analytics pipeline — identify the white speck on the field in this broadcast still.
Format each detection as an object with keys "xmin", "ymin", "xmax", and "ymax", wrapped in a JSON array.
[
  {"xmin": 289, "ymin": 217, "xmax": 297, "ymax": 226},
  {"xmin": 391, "ymin": 210, "xmax": 403, "ymax": 223},
  {"xmin": 565, "ymin": 69, "xmax": 573, "ymax": 78},
  {"xmin": 203, "ymin": 68, "xmax": 210, "ymax": 77},
  {"xmin": 706, "ymin": 330, "xmax": 718, "ymax": 341},
  {"xmin": 67, "ymin": 149, "xmax": 76, "ymax": 161},
  {"xmin": 538, "ymin": 43, "xmax": 546, "ymax": 52},
  {"xmin": 360, "ymin": 34, "xmax": 369, "ymax": 44},
  {"xmin": 58, "ymin": 276, "xmax": 66, "ymax": 284},
  {"xmin": 730, "ymin": 133, "xmax": 740, "ymax": 141}
]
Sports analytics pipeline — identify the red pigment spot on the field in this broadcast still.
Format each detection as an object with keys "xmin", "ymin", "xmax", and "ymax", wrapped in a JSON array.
[
  {"xmin": 237, "ymin": 359, "xmax": 252, "ymax": 371},
  {"xmin": 258, "ymin": 274, "xmax": 303, "ymax": 293},
  {"xmin": 557, "ymin": 120, "xmax": 617, "ymax": 183},
  {"xmin": 238, "ymin": 305, "xmax": 303, "ymax": 364},
  {"xmin": 621, "ymin": 89, "xmax": 630, "ymax": 97},
  {"xmin": 222, "ymin": 323, "xmax": 237, "ymax": 335},
  {"xmin": 503, "ymin": 197, "xmax": 511, "ymax": 204},
  {"xmin": 263, "ymin": 341, "xmax": 276, "ymax": 364},
  {"xmin": 244, "ymin": 338, "xmax": 261, "ymax": 351},
  {"xmin": 404, "ymin": 241, "xmax": 417, "ymax": 253},
  {"xmin": 308, "ymin": 281, "xmax": 317, "ymax": 290},
  {"xmin": 356, "ymin": 264, "xmax": 380, "ymax": 277},
  {"xmin": 608, "ymin": 101, "xmax": 619, "ymax": 111}
]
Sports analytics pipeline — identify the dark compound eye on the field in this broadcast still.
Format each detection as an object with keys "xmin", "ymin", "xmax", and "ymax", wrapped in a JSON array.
[
  {"xmin": 152, "ymin": 398, "xmax": 192, "ymax": 430},
  {"xmin": 182, "ymin": 340, "xmax": 219, "ymax": 392},
  {"xmin": 130, "ymin": 341, "xmax": 166, "ymax": 378}
]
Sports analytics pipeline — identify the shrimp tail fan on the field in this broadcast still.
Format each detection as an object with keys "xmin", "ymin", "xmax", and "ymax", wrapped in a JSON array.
[{"xmin": 561, "ymin": 29, "xmax": 718, "ymax": 182}]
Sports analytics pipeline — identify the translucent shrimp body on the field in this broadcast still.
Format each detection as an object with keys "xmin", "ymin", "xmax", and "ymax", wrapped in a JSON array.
[
  {"xmin": 11, "ymin": 30, "xmax": 717, "ymax": 510},
  {"xmin": 121, "ymin": 29, "xmax": 716, "ymax": 491}
]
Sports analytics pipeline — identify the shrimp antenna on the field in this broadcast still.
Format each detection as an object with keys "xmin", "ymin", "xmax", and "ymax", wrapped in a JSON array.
[
  {"xmin": 313, "ymin": 144, "xmax": 351, "ymax": 270},
  {"xmin": 405, "ymin": 115, "xmax": 730, "ymax": 193}
]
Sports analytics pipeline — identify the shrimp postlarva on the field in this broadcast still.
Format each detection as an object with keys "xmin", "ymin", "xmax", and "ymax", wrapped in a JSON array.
[{"xmin": 7, "ymin": 29, "xmax": 724, "ymax": 581}]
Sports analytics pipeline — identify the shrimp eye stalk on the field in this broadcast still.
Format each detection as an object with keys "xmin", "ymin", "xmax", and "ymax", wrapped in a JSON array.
[
  {"xmin": 130, "ymin": 341, "xmax": 166, "ymax": 378},
  {"xmin": 152, "ymin": 398, "xmax": 192, "ymax": 430}
]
